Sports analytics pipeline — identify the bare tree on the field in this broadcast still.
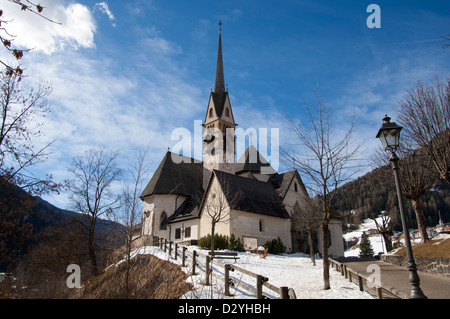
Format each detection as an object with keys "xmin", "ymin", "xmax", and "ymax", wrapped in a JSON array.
[
  {"xmin": 282, "ymin": 88, "xmax": 360, "ymax": 290},
  {"xmin": 0, "ymin": 70, "xmax": 60, "ymax": 194},
  {"xmin": 291, "ymin": 196, "xmax": 322, "ymax": 265},
  {"xmin": 370, "ymin": 211, "xmax": 393, "ymax": 253},
  {"xmin": 397, "ymin": 147, "xmax": 436, "ymax": 243},
  {"xmin": 396, "ymin": 76, "xmax": 450, "ymax": 184},
  {"xmin": 120, "ymin": 146, "xmax": 150, "ymax": 298},
  {"xmin": 201, "ymin": 174, "xmax": 241, "ymax": 255},
  {"xmin": 1, "ymin": 1, "xmax": 61, "ymax": 78},
  {"xmin": 68, "ymin": 148, "xmax": 122, "ymax": 275}
]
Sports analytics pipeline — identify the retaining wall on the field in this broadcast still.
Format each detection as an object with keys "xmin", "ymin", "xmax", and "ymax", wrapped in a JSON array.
[{"xmin": 381, "ymin": 255, "xmax": 450, "ymax": 276}]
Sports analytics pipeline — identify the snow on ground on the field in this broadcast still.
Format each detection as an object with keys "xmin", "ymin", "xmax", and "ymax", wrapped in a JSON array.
[
  {"xmin": 129, "ymin": 245, "xmax": 374, "ymax": 299},
  {"xmin": 344, "ymin": 217, "xmax": 386, "ymax": 257},
  {"xmin": 343, "ymin": 215, "xmax": 428, "ymax": 257}
]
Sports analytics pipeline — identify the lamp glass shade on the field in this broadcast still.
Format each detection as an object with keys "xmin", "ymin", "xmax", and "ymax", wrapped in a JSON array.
[
  {"xmin": 376, "ymin": 115, "xmax": 403, "ymax": 151},
  {"xmin": 379, "ymin": 128, "xmax": 400, "ymax": 150}
]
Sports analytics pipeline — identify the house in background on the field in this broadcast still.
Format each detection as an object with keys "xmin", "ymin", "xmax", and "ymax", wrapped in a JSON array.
[{"xmin": 138, "ymin": 25, "xmax": 344, "ymax": 257}]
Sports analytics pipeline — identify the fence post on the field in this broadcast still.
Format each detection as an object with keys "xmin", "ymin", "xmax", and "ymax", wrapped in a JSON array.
[
  {"xmin": 256, "ymin": 275, "xmax": 263, "ymax": 299},
  {"xmin": 164, "ymin": 239, "xmax": 167, "ymax": 252},
  {"xmin": 160, "ymin": 237, "xmax": 163, "ymax": 249},
  {"xmin": 191, "ymin": 250, "xmax": 197, "ymax": 275},
  {"xmin": 182, "ymin": 246, "xmax": 187, "ymax": 267},
  {"xmin": 224, "ymin": 264, "xmax": 230, "ymax": 296},
  {"xmin": 376, "ymin": 287, "xmax": 383, "ymax": 299},
  {"xmin": 358, "ymin": 275, "xmax": 364, "ymax": 292},
  {"xmin": 348, "ymin": 270, "xmax": 352, "ymax": 283},
  {"xmin": 280, "ymin": 286, "xmax": 288, "ymax": 299},
  {"xmin": 174, "ymin": 243, "xmax": 178, "ymax": 260},
  {"xmin": 205, "ymin": 255, "xmax": 211, "ymax": 285},
  {"xmin": 169, "ymin": 241, "xmax": 172, "ymax": 256}
]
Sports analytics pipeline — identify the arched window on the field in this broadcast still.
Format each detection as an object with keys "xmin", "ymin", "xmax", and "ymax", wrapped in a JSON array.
[
  {"xmin": 294, "ymin": 182, "xmax": 298, "ymax": 192},
  {"xmin": 225, "ymin": 108, "xmax": 230, "ymax": 117},
  {"xmin": 160, "ymin": 211, "xmax": 167, "ymax": 230},
  {"xmin": 209, "ymin": 108, "xmax": 214, "ymax": 118}
]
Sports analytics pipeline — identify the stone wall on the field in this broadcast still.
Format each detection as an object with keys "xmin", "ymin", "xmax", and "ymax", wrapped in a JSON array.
[{"xmin": 382, "ymin": 255, "xmax": 450, "ymax": 276}]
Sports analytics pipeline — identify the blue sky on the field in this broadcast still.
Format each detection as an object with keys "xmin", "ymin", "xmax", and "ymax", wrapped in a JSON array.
[{"xmin": 1, "ymin": 0, "xmax": 449, "ymax": 209}]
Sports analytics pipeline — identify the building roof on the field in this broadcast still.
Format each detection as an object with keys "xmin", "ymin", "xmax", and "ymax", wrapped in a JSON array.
[
  {"xmin": 235, "ymin": 145, "xmax": 276, "ymax": 175},
  {"xmin": 214, "ymin": 28, "xmax": 225, "ymax": 94},
  {"xmin": 211, "ymin": 169, "xmax": 290, "ymax": 219},
  {"xmin": 139, "ymin": 151, "xmax": 203, "ymax": 199}
]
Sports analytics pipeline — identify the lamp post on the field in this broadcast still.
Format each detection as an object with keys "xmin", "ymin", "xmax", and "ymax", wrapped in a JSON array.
[{"xmin": 376, "ymin": 115, "xmax": 427, "ymax": 299}]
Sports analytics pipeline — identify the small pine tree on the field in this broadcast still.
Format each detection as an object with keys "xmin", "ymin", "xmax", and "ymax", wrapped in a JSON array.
[{"xmin": 359, "ymin": 232, "xmax": 375, "ymax": 258}]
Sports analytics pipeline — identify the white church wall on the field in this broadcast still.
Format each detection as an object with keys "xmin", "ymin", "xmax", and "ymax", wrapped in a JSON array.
[
  {"xmin": 169, "ymin": 218, "xmax": 199, "ymax": 243},
  {"xmin": 141, "ymin": 194, "xmax": 187, "ymax": 239},
  {"xmin": 282, "ymin": 175, "xmax": 309, "ymax": 217},
  {"xmin": 317, "ymin": 218, "xmax": 345, "ymax": 257},
  {"xmin": 230, "ymin": 209, "xmax": 292, "ymax": 251},
  {"xmin": 198, "ymin": 177, "xmax": 231, "ymax": 239}
]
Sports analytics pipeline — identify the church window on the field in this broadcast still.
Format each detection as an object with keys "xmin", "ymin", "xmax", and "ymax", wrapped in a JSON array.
[
  {"xmin": 259, "ymin": 219, "xmax": 264, "ymax": 232},
  {"xmin": 175, "ymin": 228, "xmax": 181, "ymax": 239},
  {"xmin": 209, "ymin": 108, "xmax": 214, "ymax": 118},
  {"xmin": 160, "ymin": 212, "xmax": 167, "ymax": 230},
  {"xmin": 294, "ymin": 183, "xmax": 298, "ymax": 192},
  {"xmin": 225, "ymin": 108, "xmax": 230, "ymax": 117},
  {"xmin": 185, "ymin": 227, "xmax": 191, "ymax": 238}
]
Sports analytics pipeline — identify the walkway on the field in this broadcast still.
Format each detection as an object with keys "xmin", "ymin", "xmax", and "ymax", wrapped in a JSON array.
[{"xmin": 333, "ymin": 257, "xmax": 450, "ymax": 299}]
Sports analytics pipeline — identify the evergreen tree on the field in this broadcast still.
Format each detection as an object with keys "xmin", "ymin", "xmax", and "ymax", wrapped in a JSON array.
[{"xmin": 359, "ymin": 232, "xmax": 375, "ymax": 258}]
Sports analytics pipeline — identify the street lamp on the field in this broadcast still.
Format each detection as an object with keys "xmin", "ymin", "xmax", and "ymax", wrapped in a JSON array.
[{"xmin": 376, "ymin": 115, "xmax": 427, "ymax": 299}]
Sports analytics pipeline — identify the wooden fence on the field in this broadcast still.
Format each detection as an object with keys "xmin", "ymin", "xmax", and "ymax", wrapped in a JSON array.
[
  {"xmin": 150, "ymin": 236, "xmax": 296, "ymax": 299},
  {"xmin": 329, "ymin": 257, "xmax": 408, "ymax": 299}
]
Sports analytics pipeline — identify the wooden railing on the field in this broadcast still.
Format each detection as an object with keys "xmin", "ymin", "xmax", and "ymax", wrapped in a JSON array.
[
  {"xmin": 148, "ymin": 236, "xmax": 296, "ymax": 299},
  {"xmin": 329, "ymin": 257, "xmax": 408, "ymax": 299}
]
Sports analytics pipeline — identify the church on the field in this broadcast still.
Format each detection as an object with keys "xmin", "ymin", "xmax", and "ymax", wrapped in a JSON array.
[{"xmin": 138, "ymin": 25, "xmax": 344, "ymax": 256}]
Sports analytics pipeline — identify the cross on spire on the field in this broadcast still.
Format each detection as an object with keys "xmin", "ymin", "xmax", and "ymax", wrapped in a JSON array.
[{"xmin": 218, "ymin": 20, "xmax": 222, "ymax": 31}]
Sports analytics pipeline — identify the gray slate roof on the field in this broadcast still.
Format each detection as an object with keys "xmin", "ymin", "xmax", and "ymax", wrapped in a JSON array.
[
  {"xmin": 139, "ymin": 152, "xmax": 203, "ymax": 199},
  {"xmin": 235, "ymin": 145, "xmax": 276, "ymax": 175},
  {"xmin": 212, "ymin": 170, "xmax": 290, "ymax": 219}
]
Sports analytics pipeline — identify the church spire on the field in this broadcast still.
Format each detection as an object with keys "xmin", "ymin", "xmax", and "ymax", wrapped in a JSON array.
[{"xmin": 214, "ymin": 21, "xmax": 225, "ymax": 94}]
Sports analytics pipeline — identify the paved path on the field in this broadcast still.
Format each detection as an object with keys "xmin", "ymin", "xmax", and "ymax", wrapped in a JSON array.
[{"xmin": 332, "ymin": 257, "xmax": 450, "ymax": 299}]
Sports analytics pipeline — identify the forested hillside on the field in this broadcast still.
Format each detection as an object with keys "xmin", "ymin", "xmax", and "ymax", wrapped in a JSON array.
[{"xmin": 334, "ymin": 164, "xmax": 450, "ymax": 232}]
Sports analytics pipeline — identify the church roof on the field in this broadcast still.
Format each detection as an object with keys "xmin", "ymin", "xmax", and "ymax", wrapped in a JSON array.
[
  {"xmin": 214, "ymin": 26, "xmax": 225, "ymax": 94},
  {"xmin": 139, "ymin": 152, "xmax": 203, "ymax": 199},
  {"xmin": 211, "ymin": 170, "xmax": 290, "ymax": 219},
  {"xmin": 235, "ymin": 145, "xmax": 277, "ymax": 175},
  {"xmin": 269, "ymin": 170, "xmax": 307, "ymax": 199}
]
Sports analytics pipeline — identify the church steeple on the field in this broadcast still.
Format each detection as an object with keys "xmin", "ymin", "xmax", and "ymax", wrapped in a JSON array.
[
  {"xmin": 203, "ymin": 21, "xmax": 237, "ymax": 189},
  {"xmin": 214, "ymin": 21, "xmax": 225, "ymax": 94}
]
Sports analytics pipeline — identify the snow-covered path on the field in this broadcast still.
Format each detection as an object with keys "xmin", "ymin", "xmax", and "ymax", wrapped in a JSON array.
[{"xmin": 131, "ymin": 245, "xmax": 374, "ymax": 299}]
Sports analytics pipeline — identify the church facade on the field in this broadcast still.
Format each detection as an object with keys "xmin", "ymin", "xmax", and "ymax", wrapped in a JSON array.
[{"xmin": 139, "ymin": 26, "xmax": 344, "ymax": 256}]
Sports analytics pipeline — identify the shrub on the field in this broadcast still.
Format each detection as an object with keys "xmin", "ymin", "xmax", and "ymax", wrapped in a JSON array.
[
  {"xmin": 264, "ymin": 237, "xmax": 286, "ymax": 254},
  {"xmin": 197, "ymin": 234, "xmax": 229, "ymax": 250},
  {"xmin": 228, "ymin": 234, "xmax": 245, "ymax": 252},
  {"xmin": 197, "ymin": 234, "xmax": 245, "ymax": 252}
]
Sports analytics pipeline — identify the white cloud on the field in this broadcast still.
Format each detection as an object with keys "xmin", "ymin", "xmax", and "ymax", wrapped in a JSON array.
[
  {"xmin": 95, "ymin": 2, "xmax": 116, "ymax": 27},
  {"xmin": 2, "ymin": 1, "xmax": 96, "ymax": 54}
]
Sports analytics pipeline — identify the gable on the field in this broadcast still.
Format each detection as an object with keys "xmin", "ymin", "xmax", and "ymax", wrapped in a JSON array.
[
  {"xmin": 203, "ymin": 92, "xmax": 235, "ymax": 126},
  {"xmin": 201, "ymin": 170, "xmax": 290, "ymax": 219}
]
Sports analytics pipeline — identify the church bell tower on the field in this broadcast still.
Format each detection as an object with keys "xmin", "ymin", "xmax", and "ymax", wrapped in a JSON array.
[{"xmin": 203, "ymin": 22, "xmax": 237, "ymax": 189}]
